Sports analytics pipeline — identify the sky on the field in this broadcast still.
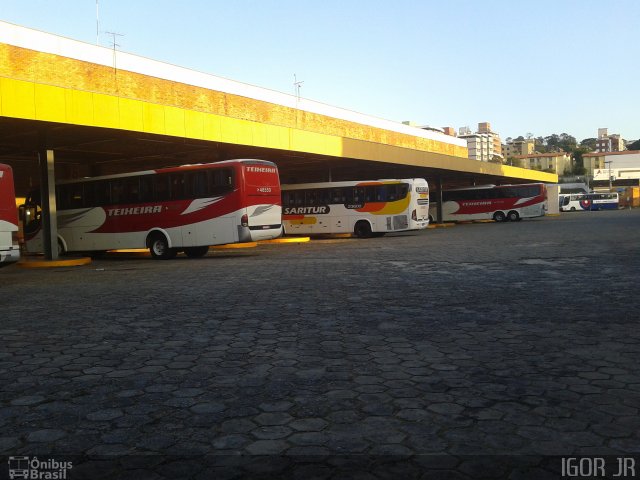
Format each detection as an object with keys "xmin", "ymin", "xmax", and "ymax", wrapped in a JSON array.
[{"xmin": 1, "ymin": 0, "xmax": 639, "ymax": 142}]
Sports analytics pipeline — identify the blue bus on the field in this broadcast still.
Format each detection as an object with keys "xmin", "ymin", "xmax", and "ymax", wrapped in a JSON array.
[{"xmin": 560, "ymin": 192, "xmax": 619, "ymax": 211}]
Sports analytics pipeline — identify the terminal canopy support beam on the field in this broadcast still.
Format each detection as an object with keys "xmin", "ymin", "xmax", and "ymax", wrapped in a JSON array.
[
  {"xmin": 38, "ymin": 147, "xmax": 59, "ymax": 260},
  {"xmin": 436, "ymin": 176, "xmax": 444, "ymax": 224}
]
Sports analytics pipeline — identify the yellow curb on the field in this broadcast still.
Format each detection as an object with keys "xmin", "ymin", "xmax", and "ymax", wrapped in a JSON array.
[
  {"xmin": 545, "ymin": 214, "xmax": 561, "ymax": 217},
  {"xmin": 473, "ymin": 220, "xmax": 495, "ymax": 223},
  {"xmin": 259, "ymin": 237, "xmax": 310, "ymax": 244},
  {"xmin": 18, "ymin": 257, "xmax": 92, "ymax": 268},
  {"xmin": 107, "ymin": 249, "xmax": 150, "ymax": 257},
  {"xmin": 429, "ymin": 223, "xmax": 455, "ymax": 228},
  {"xmin": 212, "ymin": 242, "xmax": 258, "ymax": 249},
  {"xmin": 109, "ymin": 248, "xmax": 148, "ymax": 253}
]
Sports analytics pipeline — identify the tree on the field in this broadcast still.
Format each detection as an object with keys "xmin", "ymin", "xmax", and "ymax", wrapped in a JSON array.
[
  {"xmin": 627, "ymin": 139, "xmax": 640, "ymax": 150},
  {"xmin": 571, "ymin": 146, "xmax": 589, "ymax": 175},
  {"xmin": 559, "ymin": 133, "xmax": 577, "ymax": 152},
  {"xmin": 579, "ymin": 138, "xmax": 597, "ymax": 150},
  {"xmin": 534, "ymin": 136, "xmax": 547, "ymax": 153}
]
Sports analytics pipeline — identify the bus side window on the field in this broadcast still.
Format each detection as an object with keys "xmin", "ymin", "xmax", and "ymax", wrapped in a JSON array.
[
  {"xmin": 209, "ymin": 168, "xmax": 233, "ymax": 195},
  {"xmin": 111, "ymin": 179, "xmax": 125, "ymax": 204},
  {"xmin": 331, "ymin": 188, "xmax": 344, "ymax": 204},
  {"xmin": 364, "ymin": 186, "xmax": 376, "ymax": 203},
  {"xmin": 387, "ymin": 185, "xmax": 398, "ymax": 201},
  {"xmin": 153, "ymin": 175, "xmax": 170, "ymax": 202},
  {"xmin": 139, "ymin": 176, "xmax": 153, "ymax": 203},
  {"xmin": 122, "ymin": 177, "xmax": 140, "ymax": 204},
  {"xmin": 170, "ymin": 174, "xmax": 186, "ymax": 200},
  {"xmin": 398, "ymin": 184, "xmax": 409, "ymax": 199},
  {"xmin": 375, "ymin": 186, "xmax": 387, "ymax": 202},
  {"xmin": 191, "ymin": 171, "xmax": 208, "ymax": 198},
  {"xmin": 94, "ymin": 181, "xmax": 111, "ymax": 205},
  {"xmin": 318, "ymin": 188, "xmax": 330, "ymax": 205}
]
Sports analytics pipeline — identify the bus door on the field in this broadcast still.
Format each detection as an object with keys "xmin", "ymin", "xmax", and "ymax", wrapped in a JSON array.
[
  {"xmin": 307, "ymin": 189, "xmax": 330, "ymax": 234},
  {"xmin": 329, "ymin": 187, "xmax": 348, "ymax": 233}
]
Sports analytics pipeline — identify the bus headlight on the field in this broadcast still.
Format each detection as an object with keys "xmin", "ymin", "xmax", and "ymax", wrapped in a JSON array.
[{"xmin": 411, "ymin": 209, "xmax": 417, "ymax": 221}]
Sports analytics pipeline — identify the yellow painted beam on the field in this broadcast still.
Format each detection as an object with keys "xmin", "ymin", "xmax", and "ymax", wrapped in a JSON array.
[{"xmin": 0, "ymin": 73, "xmax": 557, "ymax": 183}]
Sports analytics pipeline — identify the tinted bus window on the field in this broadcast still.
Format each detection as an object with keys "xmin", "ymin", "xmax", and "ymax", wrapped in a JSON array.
[{"xmin": 153, "ymin": 175, "xmax": 170, "ymax": 201}]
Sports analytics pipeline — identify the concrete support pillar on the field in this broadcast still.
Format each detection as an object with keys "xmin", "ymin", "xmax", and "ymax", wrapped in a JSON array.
[
  {"xmin": 436, "ymin": 176, "xmax": 444, "ymax": 224},
  {"xmin": 38, "ymin": 148, "xmax": 58, "ymax": 260}
]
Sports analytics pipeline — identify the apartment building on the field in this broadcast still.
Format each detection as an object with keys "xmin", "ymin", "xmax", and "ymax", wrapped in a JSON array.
[
  {"xmin": 596, "ymin": 128, "xmax": 625, "ymax": 153},
  {"xmin": 513, "ymin": 152, "xmax": 572, "ymax": 174},
  {"xmin": 503, "ymin": 138, "xmax": 535, "ymax": 159},
  {"xmin": 458, "ymin": 122, "xmax": 503, "ymax": 162}
]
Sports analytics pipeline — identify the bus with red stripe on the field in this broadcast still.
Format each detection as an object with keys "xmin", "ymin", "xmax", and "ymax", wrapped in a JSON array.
[
  {"xmin": 430, "ymin": 183, "xmax": 546, "ymax": 222},
  {"xmin": 0, "ymin": 163, "xmax": 20, "ymax": 265},
  {"xmin": 282, "ymin": 178, "xmax": 430, "ymax": 237},
  {"xmin": 20, "ymin": 159, "xmax": 282, "ymax": 259}
]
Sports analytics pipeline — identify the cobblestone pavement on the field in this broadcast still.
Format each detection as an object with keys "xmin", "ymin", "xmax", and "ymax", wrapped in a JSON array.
[{"xmin": 1, "ymin": 209, "xmax": 639, "ymax": 479}]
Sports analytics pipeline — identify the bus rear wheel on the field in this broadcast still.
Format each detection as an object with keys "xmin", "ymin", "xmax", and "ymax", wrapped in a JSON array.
[
  {"xmin": 354, "ymin": 220, "xmax": 372, "ymax": 238},
  {"xmin": 507, "ymin": 211, "xmax": 520, "ymax": 222},
  {"xmin": 184, "ymin": 246, "xmax": 210, "ymax": 258},
  {"xmin": 148, "ymin": 233, "xmax": 177, "ymax": 260},
  {"xmin": 493, "ymin": 211, "xmax": 506, "ymax": 222}
]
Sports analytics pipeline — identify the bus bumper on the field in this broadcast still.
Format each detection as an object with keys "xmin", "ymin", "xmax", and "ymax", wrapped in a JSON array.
[{"xmin": 0, "ymin": 246, "xmax": 20, "ymax": 264}]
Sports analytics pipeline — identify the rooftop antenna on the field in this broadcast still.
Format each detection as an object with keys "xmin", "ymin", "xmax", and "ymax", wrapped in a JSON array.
[
  {"xmin": 293, "ymin": 74, "xmax": 304, "ymax": 100},
  {"xmin": 105, "ymin": 31, "xmax": 124, "ymax": 90},
  {"xmin": 96, "ymin": 0, "xmax": 100, "ymax": 45}
]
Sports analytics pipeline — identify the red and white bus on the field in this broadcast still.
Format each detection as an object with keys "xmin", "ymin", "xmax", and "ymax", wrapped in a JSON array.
[
  {"xmin": 429, "ymin": 183, "xmax": 547, "ymax": 222},
  {"xmin": 0, "ymin": 164, "xmax": 20, "ymax": 265},
  {"xmin": 20, "ymin": 159, "xmax": 282, "ymax": 259}
]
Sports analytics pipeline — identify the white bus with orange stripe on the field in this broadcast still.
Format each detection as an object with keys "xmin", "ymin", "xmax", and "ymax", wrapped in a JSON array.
[{"xmin": 282, "ymin": 179, "xmax": 430, "ymax": 237}]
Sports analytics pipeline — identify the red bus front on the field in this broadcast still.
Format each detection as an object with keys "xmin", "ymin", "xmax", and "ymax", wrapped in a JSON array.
[
  {"xmin": 238, "ymin": 160, "xmax": 283, "ymax": 242},
  {"xmin": 0, "ymin": 164, "xmax": 20, "ymax": 264}
]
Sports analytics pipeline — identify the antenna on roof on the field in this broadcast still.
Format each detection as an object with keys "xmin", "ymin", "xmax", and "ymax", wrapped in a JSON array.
[
  {"xmin": 293, "ymin": 74, "xmax": 304, "ymax": 100},
  {"xmin": 96, "ymin": 0, "xmax": 100, "ymax": 45}
]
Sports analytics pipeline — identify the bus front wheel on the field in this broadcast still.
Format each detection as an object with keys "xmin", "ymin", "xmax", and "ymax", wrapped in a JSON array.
[
  {"xmin": 493, "ymin": 211, "xmax": 506, "ymax": 222},
  {"xmin": 148, "ymin": 233, "xmax": 177, "ymax": 260},
  {"xmin": 184, "ymin": 246, "xmax": 210, "ymax": 258},
  {"xmin": 507, "ymin": 211, "xmax": 520, "ymax": 222},
  {"xmin": 354, "ymin": 221, "xmax": 372, "ymax": 238}
]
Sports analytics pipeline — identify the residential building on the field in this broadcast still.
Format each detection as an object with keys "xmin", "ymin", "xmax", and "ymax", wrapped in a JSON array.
[
  {"xmin": 595, "ymin": 128, "xmax": 625, "ymax": 153},
  {"xmin": 513, "ymin": 152, "xmax": 572, "ymax": 175},
  {"xmin": 503, "ymin": 138, "xmax": 535, "ymax": 159},
  {"xmin": 458, "ymin": 122, "xmax": 503, "ymax": 162}
]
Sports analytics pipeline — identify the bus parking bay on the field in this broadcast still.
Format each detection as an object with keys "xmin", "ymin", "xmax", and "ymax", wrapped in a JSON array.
[{"xmin": 1, "ymin": 209, "xmax": 639, "ymax": 477}]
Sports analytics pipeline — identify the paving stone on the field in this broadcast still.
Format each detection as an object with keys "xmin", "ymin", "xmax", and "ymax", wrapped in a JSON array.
[
  {"xmin": 254, "ymin": 412, "xmax": 293, "ymax": 426},
  {"xmin": 245, "ymin": 439, "xmax": 289, "ymax": 455},
  {"xmin": 10, "ymin": 395, "xmax": 46, "ymax": 406},
  {"xmin": 190, "ymin": 402, "xmax": 226, "ymax": 414},
  {"xmin": 26, "ymin": 429, "xmax": 66, "ymax": 442},
  {"xmin": 86, "ymin": 409, "xmax": 124, "ymax": 421}
]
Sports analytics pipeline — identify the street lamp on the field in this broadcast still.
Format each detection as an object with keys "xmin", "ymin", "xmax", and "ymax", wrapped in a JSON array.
[{"xmin": 604, "ymin": 160, "xmax": 613, "ymax": 191}]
